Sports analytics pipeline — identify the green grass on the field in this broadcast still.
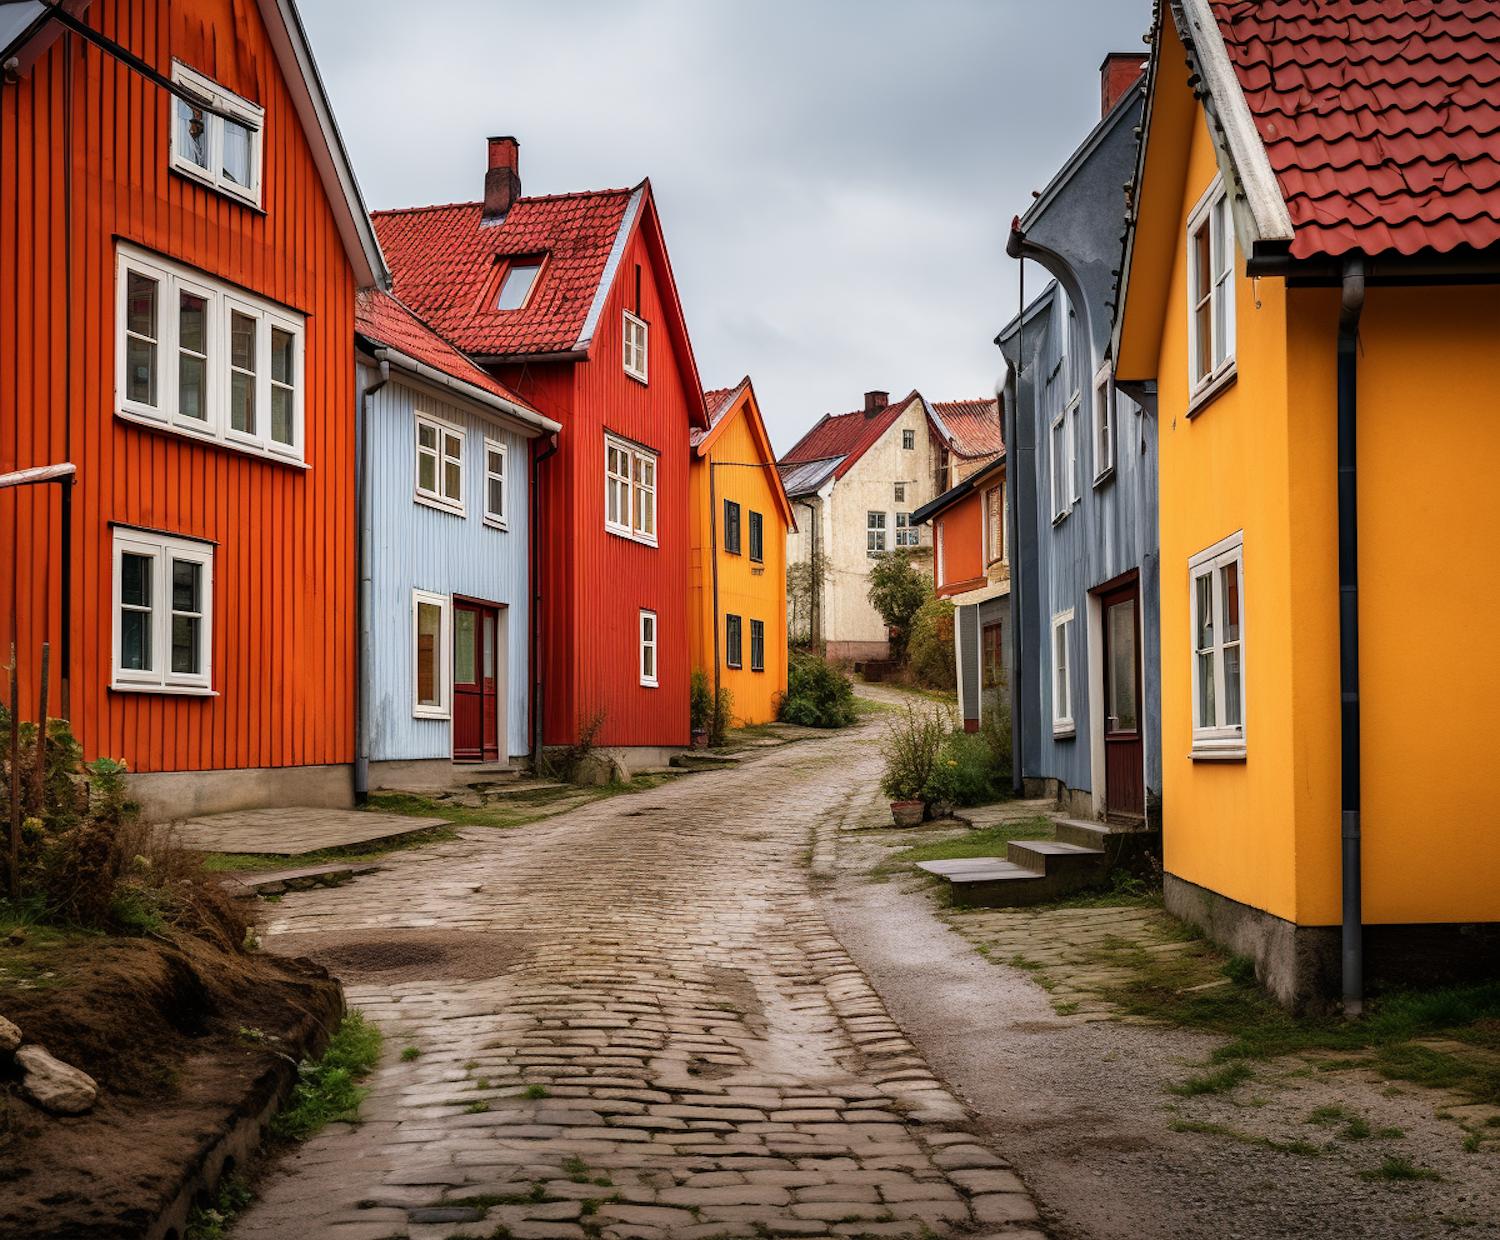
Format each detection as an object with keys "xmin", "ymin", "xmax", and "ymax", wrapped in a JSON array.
[
  {"xmin": 401, "ymin": 1046, "xmax": 420, "ymax": 1062},
  {"xmin": 522, "ymin": 1083, "xmax": 549, "ymax": 1099},
  {"xmin": 1166, "ymin": 1061, "xmax": 1253, "ymax": 1097},
  {"xmin": 1169, "ymin": 1119, "xmax": 1319, "ymax": 1156},
  {"xmin": 201, "ymin": 823, "xmax": 457, "ymax": 873},
  {"xmin": 185, "ymin": 1175, "xmax": 252, "ymax": 1240},
  {"xmin": 1358, "ymin": 1157, "xmax": 1442, "ymax": 1182},
  {"xmin": 852, "ymin": 695, "xmax": 902, "ymax": 716},
  {"xmin": 270, "ymin": 1011, "xmax": 382, "ymax": 1140},
  {"xmin": 875, "ymin": 817, "xmax": 1053, "ymax": 880}
]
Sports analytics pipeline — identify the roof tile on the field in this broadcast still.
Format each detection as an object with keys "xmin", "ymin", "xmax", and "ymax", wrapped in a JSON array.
[
  {"xmin": 930, "ymin": 398, "xmax": 1005, "ymax": 460},
  {"xmin": 779, "ymin": 393, "xmax": 915, "ymax": 480}
]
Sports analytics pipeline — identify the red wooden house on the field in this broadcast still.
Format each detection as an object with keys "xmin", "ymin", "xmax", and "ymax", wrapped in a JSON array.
[
  {"xmin": 0, "ymin": 0, "xmax": 385, "ymax": 819},
  {"xmin": 374, "ymin": 139, "xmax": 708, "ymax": 757}
]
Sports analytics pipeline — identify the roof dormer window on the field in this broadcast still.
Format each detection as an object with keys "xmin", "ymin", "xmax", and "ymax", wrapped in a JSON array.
[
  {"xmin": 496, "ymin": 259, "xmax": 542, "ymax": 311},
  {"xmin": 169, "ymin": 61, "xmax": 263, "ymax": 209}
]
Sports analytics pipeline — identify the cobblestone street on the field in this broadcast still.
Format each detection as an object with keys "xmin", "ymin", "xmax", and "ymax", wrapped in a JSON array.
[{"xmin": 236, "ymin": 715, "xmax": 1044, "ymax": 1240}]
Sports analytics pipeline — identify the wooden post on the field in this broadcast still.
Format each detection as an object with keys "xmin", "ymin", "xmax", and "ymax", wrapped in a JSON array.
[
  {"xmin": 34, "ymin": 642, "xmax": 49, "ymax": 814},
  {"xmin": 7, "ymin": 644, "xmax": 19, "ymax": 899}
]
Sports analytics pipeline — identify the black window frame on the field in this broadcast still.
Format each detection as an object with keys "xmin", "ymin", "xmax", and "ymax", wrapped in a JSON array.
[
  {"xmin": 748, "ymin": 510, "xmax": 763, "ymax": 563},
  {"xmin": 726, "ymin": 613, "xmax": 743, "ymax": 669},
  {"xmin": 750, "ymin": 618, "xmax": 765, "ymax": 672},
  {"xmin": 724, "ymin": 499, "xmax": 742, "ymax": 555}
]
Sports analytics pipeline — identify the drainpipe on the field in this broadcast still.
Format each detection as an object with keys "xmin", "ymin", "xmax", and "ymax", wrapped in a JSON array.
[
  {"xmin": 1002, "ymin": 363, "xmax": 1023, "ymax": 797},
  {"xmin": 1338, "ymin": 255, "xmax": 1366, "ymax": 1018},
  {"xmin": 355, "ymin": 359, "xmax": 390, "ymax": 804},
  {"xmin": 530, "ymin": 432, "xmax": 560, "ymax": 772}
]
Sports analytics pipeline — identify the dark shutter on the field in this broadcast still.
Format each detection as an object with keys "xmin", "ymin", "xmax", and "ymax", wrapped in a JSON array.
[
  {"xmin": 750, "ymin": 619, "xmax": 765, "ymax": 671},
  {"xmin": 724, "ymin": 500, "xmax": 741, "ymax": 554},
  {"xmin": 726, "ymin": 614, "xmax": 743, "ymax": 668},
  {"xmin": 749, "ymin": 510, "xmax": 763, "ymax": 562}
]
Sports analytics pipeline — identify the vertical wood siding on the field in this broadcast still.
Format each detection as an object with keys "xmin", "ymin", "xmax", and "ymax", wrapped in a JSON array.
[
  {"xmin": 360, "ymin": 367, "xmax": 531, "ymax": 761},
  {"xmin": 0, "ymin": 0, "xmax": 358, "ymax": 773}
]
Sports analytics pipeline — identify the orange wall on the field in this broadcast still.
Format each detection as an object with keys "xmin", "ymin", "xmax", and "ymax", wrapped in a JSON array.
[
  {"xmin": 688, "ymin": 406, "xmax": 789, "ymax": 725},
  {"xmin": 935, "ymin": 489, "xmax": 985, "ymax": 595},
  {"xmin": 0, "ymin": 0, "xmax": 358, "ymax": 774}
]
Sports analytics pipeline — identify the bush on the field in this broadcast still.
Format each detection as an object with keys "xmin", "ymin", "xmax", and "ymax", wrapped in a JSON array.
[
  {"xmin": 866, "ymin": 554, "xmax": 930, "ymax": 659},
  {"xmin": 980, "ymin": 685, "xmax": 1012, "ymax": 781},
  {"xmin": 690, "ymin": 669, "xmax": 713, "ymax": 733},
  {"xmin": 924, "ymin": 729, "xmax": 1004, "ymax": 808},
  {"xmin": 271, "ymin": 1011, "xmax": 382, "ymax": 1140},
  {"xmin": 907, "ymin": 594, "xmax": 956, "ymax": 689},
  {"xmin": 879, "ymin": 705, "xmax": 947, "ymax": 802},
  {"xmin": 777, "ymin": 651, "xmax": 857, "ymax": 729}
]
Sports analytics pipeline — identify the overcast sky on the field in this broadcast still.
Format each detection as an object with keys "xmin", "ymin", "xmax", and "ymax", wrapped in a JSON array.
[{"xmin": 301, "ymin": 1, "xmax": 1151, "ymax": 454}]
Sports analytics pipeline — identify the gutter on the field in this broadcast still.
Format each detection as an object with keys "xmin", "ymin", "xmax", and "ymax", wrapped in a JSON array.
[
  {"xmin": 1337, "ymin": 255, "xmax": 1365, "ymax": 1018},
  {"xmin": 371, "ymin": 347, "xmax": 561, "ymax": 436},
  {"xmin": 355, "ymin": 359, "xmax": 390, "ymax": 803}
]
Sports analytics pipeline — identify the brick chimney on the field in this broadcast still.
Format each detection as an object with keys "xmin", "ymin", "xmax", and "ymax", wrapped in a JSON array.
[
  {"xmin": 483, "ymin": 136, "xmax": 521, "ymax": 223},
  {"xmin": 1100, "ymin": 53, "xmax": 1147, "ymax": 117},
  {"xmin": 864, "ymin": 390, "xmax": 888, "ymax": 417}
]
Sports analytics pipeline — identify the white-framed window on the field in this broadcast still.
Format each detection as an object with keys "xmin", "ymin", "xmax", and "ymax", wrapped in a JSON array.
[
  {"xmin": 115, "ymin": 243, "xmax": 304, "ymax": 462},
  {"xmin": 895, "ymin": 512, "xmax": 919, "ymax": 547},
  {"xmin": 985, "ymin": 485, "xmax": 1005, "ymax": 565},
  {"xmin": 1049, "ymin": 402, "xmax": 1076, "ymax": 521},
  {"xmin": 866, "ymin": 511, "xmax": 887, "ymax": 554},
  {"xmin": 1051, "ymin": 609, "xmax": 1075, "ymax": 736},
  {"xmin": 1189, "ymin": 531, "xmax": 1245, "ymax": 758},
  {"xmin": 496, "ymin": 259, "xmax": 542, "ymax": 311},
  {"xmin": 484, "ymin": 438, "xmax": 507, "ymax": 528},
  {"xmin": 902, "ymin": 429, "xmax": 915, "ymax": 450},
  {"xmin": 623, "ymin": 310, "xmax": 648, "ymax": 383},
  {"xmin": 605, "ymin": 434, "xmax": 658, "ymax": 544},
  {"xmin": 1093, "ymin": 367, "xmax": 1115, "ymax": 481},
  {"xmin": 415, "ymin": 415, "xmax": 464, "ymax": 515},
  {"xmin": 1188, "ymin": 176, "xmax": 1236, "ymax": 402},
  {"xmin": 640, "ymin": 609, "xmax": 658, "ymax": 686},
  {"xmin": 111, "ymin": 527, "xmax": 214, "ymax": 695},
  {"xmin": 412, "ymin": 589, "xmax": 451, "ymax": 719},
  {"xmin": 169, "ymin": 61, "xmax": 263, "ymax": 208}
]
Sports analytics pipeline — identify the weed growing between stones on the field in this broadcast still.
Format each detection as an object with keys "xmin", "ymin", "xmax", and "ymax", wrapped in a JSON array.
[
  {"xmin": 271, "ymin": 1011, "xmax": 382, "ymax": 1140},
  {"xmin": 1169, "ymin": 1119, "xmax": 1320, "ymax": 1156},
  {"xmin": 184, "ymin": 1174, "xmax": 252, "ymax": 1240},
  {"xmin": 1358, "ymin": 1156, "xmax": 1442, "ymax": 1182},
  {"xmin": 1166, "ymin": 1061, "xmax": 1253, "ymax": 1097},
  {"xmin": 401, "ymin": 1045, "xmax": 421, "ymax": 1061},
  {"xmin": 522, "ymin": 1083, "xmax": 549, "ymax": 1099},
  {"xmin": 465, "ymin": 1100, "xmax": 490, "ymax": 1114}
]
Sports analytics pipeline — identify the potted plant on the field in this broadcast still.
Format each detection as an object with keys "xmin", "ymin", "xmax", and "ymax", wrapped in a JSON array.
[{"xmin": 879, "ymin": 705, "xmax": 945, "ymax": 827}]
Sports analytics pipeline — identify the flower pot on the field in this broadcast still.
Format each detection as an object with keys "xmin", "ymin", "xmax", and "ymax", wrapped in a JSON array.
[
  {"xmin": 691, "ymin": 728, "xmax": 709, "ymax": 750},
  {"xmin": 890, "ymin": 800, "xmax": 925, "ymax": 828}
]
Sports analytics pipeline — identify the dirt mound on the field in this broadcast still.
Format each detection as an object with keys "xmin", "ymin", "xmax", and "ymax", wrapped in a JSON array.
[
  {"xmin": 269, "ymin": 928, "xmax": 532, "ymax": 984},
  {"xmin": 0, "ymin": 935, "xmax": 341, "ymax": 1240}
]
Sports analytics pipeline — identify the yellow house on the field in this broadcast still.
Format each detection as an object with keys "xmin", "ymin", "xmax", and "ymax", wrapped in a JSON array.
[
  {"xmin": 1114, "ymin": 1, "xmax": 1500, "ymax": 1010},
  {"xmin": 690, "ymin": 379, "xmax": 795, "ymax": 725}
]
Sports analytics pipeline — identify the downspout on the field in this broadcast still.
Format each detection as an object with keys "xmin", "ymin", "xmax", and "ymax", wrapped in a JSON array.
[
  {"xmin": 1002, "ymin": 364, "xmax": 1022, "ymax": 796},
  {"xmin": 1338, "ymin": 255, "xmax": 1366, "ymax": 1018},
  {"xmin": 530, "ymin": 432, "xmax": 559, "ymax": 771},
  {"xmin": 710, "ymin": 464, "xmax": 722, "ymax": 709},
  {"xmin": 355, "ymin": 359, "xmax": 390, "ymax": 804}
]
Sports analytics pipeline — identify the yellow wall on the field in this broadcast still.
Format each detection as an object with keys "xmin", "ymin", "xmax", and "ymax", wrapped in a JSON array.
[
  {"xmin": 1151, "ymin": 99, "xmax": 1500, "ymax": 928},
  {"xmin": 688, "ymin": 404, "xmax": 790, "ymax": 725}
]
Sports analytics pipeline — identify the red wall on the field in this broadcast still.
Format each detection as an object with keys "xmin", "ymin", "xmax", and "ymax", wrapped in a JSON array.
[
  {"xmin": 0, "ymin": 0, "xmax": 358, "ymax": 772},
  {"xmin": 502, "ymin": 215, "xmax": 693, "ymax": 748}
]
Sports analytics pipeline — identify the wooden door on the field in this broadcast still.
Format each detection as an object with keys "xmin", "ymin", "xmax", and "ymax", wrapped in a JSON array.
[
  {"xmin": 1101, "ymin": 583, "xmax": 1145, "ymax": 819},
  {"xmin": 452, "ymin": 601, "xmax": 500, "ymax": 762}
]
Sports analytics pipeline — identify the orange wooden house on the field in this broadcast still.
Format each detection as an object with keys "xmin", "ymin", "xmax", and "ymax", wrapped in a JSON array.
[{"xmin": 0, "ymin": 0, "xmax": 386, "ymax": 818}]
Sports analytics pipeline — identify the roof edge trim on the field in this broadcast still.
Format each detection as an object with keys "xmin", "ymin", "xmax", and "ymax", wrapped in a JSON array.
[
  {"xmin": 371, "ymin": 345, "xmax": 561, "ymax": 436},
  {"xmin": 574, "ymin": 183, "xmax": 645, "ymax": 352}
]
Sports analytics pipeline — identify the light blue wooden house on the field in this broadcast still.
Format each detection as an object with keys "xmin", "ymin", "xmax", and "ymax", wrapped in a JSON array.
[{"xmin": 354, "ymin": 289, "xmax": 559, "ymax": 795}]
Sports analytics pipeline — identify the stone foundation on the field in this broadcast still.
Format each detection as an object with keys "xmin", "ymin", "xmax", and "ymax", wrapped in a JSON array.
[{"xmin": 127, "ymin": 763, "xmax": 354, "ymax": 822}]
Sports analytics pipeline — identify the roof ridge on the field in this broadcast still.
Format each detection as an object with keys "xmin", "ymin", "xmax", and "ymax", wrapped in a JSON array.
[{"xmin": 373, "ymin": 186, "xmax": 638, "ymax": 219}]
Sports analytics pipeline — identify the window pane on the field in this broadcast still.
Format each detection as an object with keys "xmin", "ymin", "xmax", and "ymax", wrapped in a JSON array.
[
  {"xmin": 418, "ymin": 450, "xmax": 436, "ymax": 494},
  {"xmin": 1223, "ymin": 644, "xmax": 1242, "ymax": 727},
  {"xmin": 121, "ymin": 607, "xmax": 150, "ymax": 671},
  {"xmin": 488, "ymin": 448, "xmax": 504, "ymax": 477},
  {"xmin": 454, "ymin": 608, "xmax": 476, "ymax": 685},
  {"xmin": 419, "ymin": 424, "xmax": 437, "ymax": 450},
  {"xmin": 1055, "ymin": 623, "xmax": 1068, "ymax": 715},
  {"xmin": 417, "ymin": 601, "xmax": 441, "ymax": 706},
  {"xmin": 497, "ymin": 263, "xmax": 540, "ymax": 310},
  {"xmin": 489, "ymin": 476, "xmax": 504, "ymax": 518},
  {"xmin": 1221, "ymin": 562, "xmax": 1240, "ymax": 643},
  {"xmin": 643, "ymin": 642, "xmax": 654, "ymax": 679},
  {"xmin": 271, "ymin": 387, "xmax": 293, "ymax": 445},
  {"xmin": 1107, "ymin": 600, "xmax": 1137, "ymax": 731},
  {"xmin": 1195, "ymin": 573, "xmax": 1215, "ymax": 651},
  {"xmin": 127, "ymin": 336, "xmax": 157, "ymax": 407},
  {"xmin": 1194, "ymin": 224, "xmax": 1212, "ymax": 381},
  {"xmin": 607, "ymin": 476, "xmax": 620, "ymax": 525},
  {"xmin": 172, "ymin": 559, "xmax": 200, "ymax": 613},
  {"xmin": 231, "ymin": 312, "xmax": 256, "ymax": 370},
  {"xmin": 270, "ymin": 327, "xmax": 294, "ymax": 385},
  {"xmin": 122, "ymin": 552, "xmax": 151, "ymax": 608},
  {"xmin": 444, "ymin": 459, "xmax": 461, "ymax": 500},
  {"xmin": 483, "ymin": 615, "xmax": 494, "ymax": 679},
  {"xmin": 222, "ymin": 119, "xmax": 251, "ymax": 188},
  {"xmin": 1198, "ymin": 650, "xmax": 1216, "ymax": 728},
  {"xmin": 126, "ymin": 273, "xmax": 158, "ymax": 406},
  {"xmin": 171, "ymin": 614, "xmax": 200, "ymax": 675},
  {"xmin": 230, "ymin": 312, "xmax": 256, "ymax": 433},
  {"xmin": 445, "ymin": 434, "xmax": 462, "ymax": 460},
  {"xmin": 179, "ymin": 291, "xmax": 205, "ymax": 354},
  {"xmin": 175, "ymin": 98, "xmax": 210, "ymax": 170}
]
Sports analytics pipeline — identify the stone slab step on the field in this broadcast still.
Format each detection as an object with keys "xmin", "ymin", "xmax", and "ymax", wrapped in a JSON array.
[
  {"xmin": 918, "ymin": 858, "xmax": 1040, "ymax": 881},
  {"xmin": 1007, "ymin": 838, "xmax": 1106, "ymax": 876},
  {"xmin": 220, "ymin": 862, "xmax": 380, "ymax": 897}
]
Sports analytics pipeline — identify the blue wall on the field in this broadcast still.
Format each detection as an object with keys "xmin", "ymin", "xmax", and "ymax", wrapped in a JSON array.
[{"xmin": 359, "ymin": 363, "xmax": 531, "ymax": 761}]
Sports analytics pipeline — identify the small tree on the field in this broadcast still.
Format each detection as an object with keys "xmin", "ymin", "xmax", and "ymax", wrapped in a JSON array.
[
  {"xmin": 907, "ymin": 595, "xmax": 957, "ymax": 689},
  {"xmin": 866, "ymin": 554, "xmax": 930, "ymax": 659}
]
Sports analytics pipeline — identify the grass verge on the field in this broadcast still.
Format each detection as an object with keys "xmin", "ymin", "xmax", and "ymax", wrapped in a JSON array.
[
  {"xmin": 271, "ymin": 1010, "xmax": 382, "ymax": 1140},
  {"xmin": 200, "ymin": 822, "xmax": 457, "ymax": 873},
  {"xmin": 873, "ymin": 817, "xmax": 1053, "ymax": 881},
  {"xmin": 1169, "ymin": 1119, "xmax": 1320, "ymax": 1156}
]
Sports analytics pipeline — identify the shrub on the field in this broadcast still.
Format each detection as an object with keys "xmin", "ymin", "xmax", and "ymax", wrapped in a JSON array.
[
  {"xmin": 907, "ymin": 594, "xmax": 956, "ymax": 689},
  {"xmin": 709, "ymin": 685, "xmax": 733, "ymax": 747},
  {"xmin": 690, "ymin": 669, "xmax": 713, "ymax": 733},
  {"xmin": 542, "ymin": 707, "xmax": 606, "ymax": 781},
  {"xmin": 271, "ymin": 1011, "xmax": 382, "ymax": 1140},
  {"xmin": 777, "ymin": 651, "xmax": 856, "ymax": 728},
  {"xmin": 924, "ymin": 729, "xmax": 1003, "ymax": 808},
  {"xmin": 866, "ymin": 554, "xmax": 930, "ymax": 659},
  {"xmin": 980, "ymin": 685, "xmax": 1012, "ymax": 781},
  {"xmin": 879, "ymin": 705, "xmax": 947, "ymax": 802}
]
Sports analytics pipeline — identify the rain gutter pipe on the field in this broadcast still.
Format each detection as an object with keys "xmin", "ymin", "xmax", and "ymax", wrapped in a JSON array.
[
  {"xmin": 355, "ymin": 358, "xmax": 390, "ymax": 805},
  {"xmin": 1338, "ymin": 254, "xmax": 1365, "ymax": 1018},
  {"xmin": 530, "ymin": 432, "xmax": 559, "ymax": 772}
]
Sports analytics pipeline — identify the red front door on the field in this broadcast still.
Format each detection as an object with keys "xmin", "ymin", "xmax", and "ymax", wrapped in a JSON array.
[
  {"xmin": 453, "ymin": 600, "xmax": 500, "ymax": 762},
  {"xmin": 1101, "ymin": 583, "xmax": 1145, "ymax": 820}
]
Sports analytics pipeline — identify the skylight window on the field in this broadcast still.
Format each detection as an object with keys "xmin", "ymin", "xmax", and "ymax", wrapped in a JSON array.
[{"xmin": 496, "ymin": 261, "xmax": 541, "ymax": 311}]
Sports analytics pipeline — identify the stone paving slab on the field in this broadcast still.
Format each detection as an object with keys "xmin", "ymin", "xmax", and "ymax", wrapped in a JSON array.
[
  {"xmin": 234, "ymin": 715, "xmax": 1044, "ymax": 1240},
  {"xmin": 167, "ymin": 807, "xmax": 450, "ymax": 854}
]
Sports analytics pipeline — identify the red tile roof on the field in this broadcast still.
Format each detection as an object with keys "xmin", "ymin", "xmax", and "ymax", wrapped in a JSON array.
[
  {"xmin": 355, "ymin": 288, "xmax": 537, "ymax": 412},
  {"xmin": 1213, "ymin": 0, "xmax": 1500, "ymax": 258},
  {"xmin": 694, "ymin": 379, "xmax": 749, "ymax": 448},
  {"xmin": 779, "ymin": 392, "xmax": 916, "ymax": 480},
  {"xmin": 930, "ymin": 398, "xmax": 1004, "ymax": 460},
  {"xmin": 372, "ymin": 187, "xmax": 639, "ymax": 357}
]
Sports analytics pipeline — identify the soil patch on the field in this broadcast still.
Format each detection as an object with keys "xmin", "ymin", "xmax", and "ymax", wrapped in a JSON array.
[
  {"xmin": 0, "ymin": 934, "xmax": 341, "ymax": 1240},
  {"xmin": 268, "ymin": 928, "xmax": 533, "ymax": 984}
]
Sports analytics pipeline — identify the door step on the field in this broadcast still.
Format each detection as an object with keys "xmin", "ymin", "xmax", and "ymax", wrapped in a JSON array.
[{"xmin": 919, "ymin": 838, "xmax": 1107, "ymax": 908}]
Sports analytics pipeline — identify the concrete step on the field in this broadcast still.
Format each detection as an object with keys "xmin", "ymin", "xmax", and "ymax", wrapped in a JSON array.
[
  {"xmin": 917, "ymin": 838, "xmax": 1108, "ymax": 910},
  {"xmin": 1007, "ymin": 838, "xmax": 1107, "ymax": 877}
]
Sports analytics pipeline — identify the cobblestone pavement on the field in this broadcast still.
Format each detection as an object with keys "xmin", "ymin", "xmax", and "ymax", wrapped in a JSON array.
[{"xmin": 236, "ymin": 718, "xmax": 1045, "ymax": 1240}]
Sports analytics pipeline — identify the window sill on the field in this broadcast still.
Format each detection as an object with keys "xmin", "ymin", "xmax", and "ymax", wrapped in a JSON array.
[
  {"xmin": 110, "ymin": 683, "xmax": 217, "ymax": 697},
  {"xmin": 413, "ymin": 708, "xmax": 452, "ymax": 721},
  {"xmin": 415, "ymin": 492, "xmax": 465, "ymax": 519},
  {"xmin": 117, "ymin": 409, "xmax": 308, "ymax": 468},
  {"xmin": 482, "ymin": 516, "xmax": 509, "ymax": 532},
  {"xmin": 624, "ymin": 369, "xmax": 648, "ymax": 386},
  {"xmin": 640, "ymin": 679, "xmax": 658, "ymax": 689},
  {"xmin": 1191, "ymin": 746, "xmax": 1246, "ymax": 762},
  {"xmin": 170, "ymin": 162, "xmax": 265, "ymax": 213},
  {"xmin": 1187, "ymin": 364, "xmax": 1237, "ymax": 418},
  {"xmin": 1092, "ymin": 464, "xmax": 1116, "ymax": 489},
  {"xmin": 607, "ymin": 526, "xmax": 658, "ymax": 548},
  {"xmin": 1053, "ymin": 724, "xmax": 1076, "ymax": 739},
  {"xmin": 1051, "ymin": 509, "xmax": 1070, "ymax": 527}
]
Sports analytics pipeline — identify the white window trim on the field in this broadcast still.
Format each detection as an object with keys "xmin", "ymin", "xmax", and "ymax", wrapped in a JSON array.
[
  {"xmin": 1093, "ymin": 364, "xmax": 1116, "ymax": 484},
  {"xmin": 1189, "ymin": 531, "xmax": 1247, "ymax": 759},
  {"xmin": 483, "ymin": 437, "xmax": 508, "ymax": 529},
  {"xmin": 1052, "ymin": 608, "xmax": 1075, "ymax": 737},
  {"xmin": 115, "ymin": 243, "xmax": 305, "ymax": 464},
  {"xmin": 169, "ymin": 61, "xmax": 264, "ymax": 209},
  {"xmin": 412, "ymin": 589, "xmax": 452, "ymax": 720},
  {"xmin": 985, "ymin": 484, "xmax": 1006, "ymax": 566},
  {"xmin": 110, "ymin": 527, "xmax": 215, "ymax": 695},
  {"xmin": 902, "ymin": 429, "xmax": 915, "ymax": 450},
  {"xmin": 1049, "ymin": 404, "xmax": 1075, "ymax": 523},
  {"xmin": 623, "ymin": 310, "xmax": 649, "ymax": 384},
  {"xmin": 866, "ymin": 510, "xmax": 887, "ymax": 556},
  {"xmin": 639, "ymin": 609, "xmax": 659, "ymax": 687},
  {"xmin": 604, "ymin": 433, "xmax": 659, "ymax": 547},
  {"xmin": 1186, "ymin": 174, "xmax": 1238, "ymax": 413},
  {"xmin": 414, "ymin": 414, "xmax": 465, "ymax": 517}
]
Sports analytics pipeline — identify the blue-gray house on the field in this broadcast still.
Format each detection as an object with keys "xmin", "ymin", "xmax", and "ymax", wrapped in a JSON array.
[
  {"xmin": 354, "ymin": 289, "xmax": 559, "ymax": 795},
  {"xmin": 996, "ymin": 54, "xmax": 1160, "ymax": 825}
]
